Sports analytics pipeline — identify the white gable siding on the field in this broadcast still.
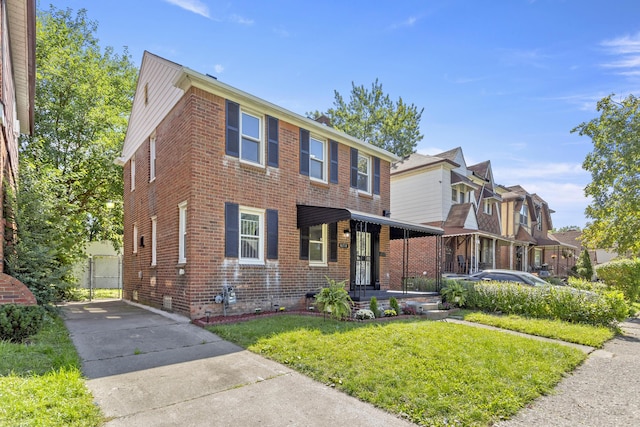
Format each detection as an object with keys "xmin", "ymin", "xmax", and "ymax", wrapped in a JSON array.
[
  {"xmin": 121, "ymin": 52, "xmax": 184, "ymax": 162},
  {"xmin": 391, "ymin": 167, "xmax": 445, "ymax": 224},
  {"xmin": 464, "ymin": 207, "xmax": 479, "ymax": 230}
]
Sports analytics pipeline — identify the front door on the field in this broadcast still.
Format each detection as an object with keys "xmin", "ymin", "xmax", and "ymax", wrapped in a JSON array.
[{"xmin": 350, "ymin": 222, "xmax": 380, "ymax": 290}]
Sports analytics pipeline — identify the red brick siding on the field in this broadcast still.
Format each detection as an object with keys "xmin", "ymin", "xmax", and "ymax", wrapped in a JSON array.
[
  {"xmin": 124, "ymin": 87, "xmax": 392, "ymax": 319},
  {"xmin": 0, "ymin": 273, "xmax": 37, "ymax": 305},
  {"xmin": 389, "ymin": 236, "xmax": 439, "ymax": 289}
]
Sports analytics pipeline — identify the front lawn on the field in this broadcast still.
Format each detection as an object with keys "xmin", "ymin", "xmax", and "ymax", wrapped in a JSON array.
[
  {"xmin": 208, "ymin": 315, "xmax": 585, "ymax": 426},
  {"xmin": 461, "ymin": 312, "xmax": 615, "ymax": 348},
  {"xmin": 0, "ymin": 313, "xmax": 103, "ymax": 427}
]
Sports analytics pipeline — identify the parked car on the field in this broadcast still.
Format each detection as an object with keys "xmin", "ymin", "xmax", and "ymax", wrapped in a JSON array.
[{"xmin": 464, "ymin": 269, "xmax": 551, "ymax": 287}]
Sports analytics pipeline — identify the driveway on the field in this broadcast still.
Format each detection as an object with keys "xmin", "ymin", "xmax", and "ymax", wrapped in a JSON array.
[{"xmin": 61, "ymin": 300, "xmax": 413, "ymax": 427}]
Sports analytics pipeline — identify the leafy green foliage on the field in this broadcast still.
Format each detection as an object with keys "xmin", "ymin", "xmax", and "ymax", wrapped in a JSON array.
[
  {"xmin": 572, "ymin": 94, "xmax": 640, "ymax": 255},
  {"xmin": 389, "ymin": 296, "xmax": 400, "ymax": 314},
  {"xmin": 441, "ymin": 281, "xmax": 468, "ymax": 307},
  {"xmin": 463, "ymin": 281, "xmax": 628, "ymax": 327},
  {"xmin": 354, "ymin": 309, "xmax": 375, "ymax": 320},
  {"xmin": 368, "ymin": 296, "xmax": 379, "ymax": 317},
  {"xmin": 575, "ymin": 249, "xmax": 594, "ymax": 280},
  {"xmin": 309, "ymin": 79, "xmax": 423, "ymax": 157},
  {"xmin": 462, "ymin": 312, "xmax": 615, "ymax": 348},
  {"xmin": 595, "ymin": 258, "xmax": 640, "ymax": 302},
  {"xmin": 0, "ymin": 305, "xmax": 45, "ymax": 343},
  {"xmin": 210, "ymin": 315, "xmax": 585, "ymax": 426},
  {"xmin": 314, "ymin": 277, "xmax": 353, "ymax": 320}
]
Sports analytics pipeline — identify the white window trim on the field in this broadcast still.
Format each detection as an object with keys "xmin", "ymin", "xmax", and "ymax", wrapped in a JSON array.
[
  {"xmin": 451, "ymin": 187, "xmax": 458, "ymax": 203},
  {"xmin": 151, "ymin": 216, "xmax": 157, "ymax": 266},
  {"xmin": 133, "ymin": 223, "xmax": 138, "ymax": 254},
  {"xmin": 309, "ymin": 223, "xmax": 327, "ymax": 266},
  {"xmin": 309, "ymin": 135, "xmax": 327, "ymax": 183},
  {"xmin": 178, "ymin": 201, "xmax": 187, "ymax": 264},
  {"xmin": 239, "ymin": 206, "xmax": 265, "ymax": 265},
  {"xmin": 130, "ymin": 156, "xmax": 136, "ymax": 191},
  {"xmin": 484, "ymin": 200, "xmax": 492, "ymax": 215},
  {"xmin": 357, "ymin": 153, "xmax": 371, "ymax": 194},
  {"xmin": 149, "ymin": 136, "xmax": 156, "ymax": 182},
  {"xmin": 239, "ymin": 109, "xmax": 264, "ymax": 167}
]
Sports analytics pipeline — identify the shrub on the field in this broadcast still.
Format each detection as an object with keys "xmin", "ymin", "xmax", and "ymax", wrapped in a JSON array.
[
  {"xmin": 465, "ymin": 281, "xmax": 628, "ymax": 327},
  {"xmin": 369, "ymin": 297, "xmax": 379, "ymax": 318},
  {"xmin": 402, "ymin": 304, "xmax": 417, "ymax": 315},
  {"xmin": 384, "ymin": 309, "xmax": 397, "ymax": 317},
  {"xmin": 404, "ymin": 276, "xmax": 440, "ymax": 292},
  {"xmin": 389, "ymin": 297, "xmax": 400, "ymax": 314},
  {"xmin": 596, "ymin": 258, "xmax": 640, "ymax": 302},
  {"xmin": 315, "ymin": 277, "xmax": 353, "ymax": 321},
  {"xmin": 0, "ymin": 304, "xmax": 46, "ymax": 343},
  {"xmin": 441, "ymin": 281, "xmax": 468, "ymax": 307},
  {"xmin": 354, "ymin": 309, "xmax": 375, "ymax": 320},
  {"xmin": 575, "ymin": 249, "xmax": 594, "ymax": 280},
  {"xmin": 567, "ymin": 277, "xmax": 608, "ymax": 294}
]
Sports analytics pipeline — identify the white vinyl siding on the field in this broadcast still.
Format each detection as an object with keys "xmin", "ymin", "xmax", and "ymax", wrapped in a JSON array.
[{"xmin": 391, "ymin": 167, "xmax": 447, "ymax": 224}]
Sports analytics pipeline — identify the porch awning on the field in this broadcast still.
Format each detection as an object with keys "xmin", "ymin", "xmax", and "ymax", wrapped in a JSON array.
[{"xmin": 297, "ymin": 205, "xmax": 443, "ymax": 240}]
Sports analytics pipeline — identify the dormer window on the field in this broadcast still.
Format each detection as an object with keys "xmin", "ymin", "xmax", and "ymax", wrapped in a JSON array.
[
  {"xmin": 520, "ymin": 204, "xmax": 528, "ymax": 225},
  {"xmin": 483, "ymin": 200, "xmax": 492, "ymax": 215}
]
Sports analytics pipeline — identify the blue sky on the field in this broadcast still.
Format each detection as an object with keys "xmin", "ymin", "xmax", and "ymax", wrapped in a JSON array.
[{"xmin": 50, "ymin": 0, "xmax": 640, "ymax": 228}]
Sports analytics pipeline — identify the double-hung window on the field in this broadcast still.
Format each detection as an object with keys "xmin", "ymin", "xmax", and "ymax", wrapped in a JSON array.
[
  {"xmin": 178, "ymin": 201, "xmax": 187, "ymax": 263},
  {"xmin": 309, "ymin": 224, "xmax": 326, "ymax": 264},
  {"xmin": 309, "ymin": 136, "xmax": 326, "ymax": 181},
  {"xmin": 130, "ymin": 156, "xmax": 136, "ymax": 191},
  {"xmin": 241, "ymin": 111, "xmax": 262, "ymax": 164},
  {"xmin": 357, "ymin": 153, "xmax": 370, "ymax": 193},
  {"xmin": 133, "ymin": 223, "xmax": 138, "ymax": 254},
  {"xmin": 483, "ymin": 200, "xmax": 492, "ymax": 215},
  {"xmin": 240, "ymin": 208, "xmax": 264, "ymax": 264},
  {"xmin": 149, "ymin": 136, "xmax": 156, "ymax": 181},
  {"xmin": 520, "ymin": 204, "xmax": 528, "ymax": 225}
]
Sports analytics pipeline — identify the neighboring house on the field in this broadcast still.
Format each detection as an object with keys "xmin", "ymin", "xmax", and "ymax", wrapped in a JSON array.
[
  {"xmin": 118, "ymin": 52, "xmax": 441, "ymax": 319},
  {"xmin": 551, "ymin": 229, "xmax": 617, "ymax": 267},
  {"xmin": 0, "ymin": 0, "xmax": 36, "ymax": 306},
  {"xmin": 390, "ymin": 148, "xmax": 576, "ymax": 280}
]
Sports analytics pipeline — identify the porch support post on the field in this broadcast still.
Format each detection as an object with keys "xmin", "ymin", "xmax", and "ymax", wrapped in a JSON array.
[
  {"xmin": 492, "ymin": 238, "xmax": 496, "ymax": 269},
  {"xmin": 509, "ymin": 242, "xmax": 514, "ymax": 270}
]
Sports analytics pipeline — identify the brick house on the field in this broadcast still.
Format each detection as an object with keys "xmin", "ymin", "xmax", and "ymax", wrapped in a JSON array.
[
  {"xmin": 390, "ymin": 148, "xmax": 575, "ymax": 280},
  {"xmin": 118, "ymin": 52, "xmax": 441, "ymax": 319},
  {"xmin": 0, "ymin": 0, "xmax": 36, "ymax": 306}
]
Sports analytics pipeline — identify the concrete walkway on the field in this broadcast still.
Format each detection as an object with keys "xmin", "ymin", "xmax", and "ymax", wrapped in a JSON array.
[{"xmin": 61, "ymin": 300, "xmax": 413, "ymax": 427}]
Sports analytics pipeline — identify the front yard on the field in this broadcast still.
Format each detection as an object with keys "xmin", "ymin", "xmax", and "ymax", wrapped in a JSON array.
[{"xmin": 208, "ymin": 315, "xmax": 588, "ymax": 426}]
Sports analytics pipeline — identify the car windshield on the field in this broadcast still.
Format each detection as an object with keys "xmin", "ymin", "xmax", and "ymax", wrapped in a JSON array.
[{"xmin": 520, "ymin": 272, "xmax": 549, "ymax": 286}]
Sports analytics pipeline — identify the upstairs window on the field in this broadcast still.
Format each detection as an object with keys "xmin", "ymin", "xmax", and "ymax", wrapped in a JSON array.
[
  {"xmin": 149, "ymin": 136, "xmax": 156, "ymax": 182},
  {"xmin": 483, "ymin": 200, "xmax": 492, "ymax": 215},
  {"xmin": 241, "ymin": 111, "xmax": 262, "ymax": 164},
  {"xmin": 309, "ymin": 136, "xmax": 326, "ymax": 181},
  {"xmin": 451, "ymin": 188, "xmax": 458, "ymax": 203},
  {"xmin": 357, "ymin": 153, "xmax": 370, "ymax": 193},
  {"xmin": 520, "ymin": 204, "xmax": 528, "ymax": 225},
  {"xmin": 226, "ymin": 100, "xmax": 264, "ymax": 166}
]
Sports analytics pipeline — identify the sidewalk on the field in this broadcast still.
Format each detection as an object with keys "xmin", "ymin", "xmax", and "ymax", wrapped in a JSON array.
[{"xmin": 61, "ymin": 299, "xmax": 413, "ymax": 427}]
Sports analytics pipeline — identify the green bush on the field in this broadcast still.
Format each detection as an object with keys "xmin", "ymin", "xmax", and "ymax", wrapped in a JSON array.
[
  {"xmin": 315, "ymin": 277, "xmax": 353, "ymax": 321},
  {"xmin": 575, "ymin": 249, "xmax": 594, "ymax": 280},
  {"xmin": 595, "ymin": 258, "xmax": 640, "ymax": 302},
  {"xmin": 567, "ymin": 277, "xmax": 608, "ymax": 294},
  {"xmin": 0, "ymin": 304, "xmax": 46, "ymax": 343},
  {"xmin": 369, "ymin": 297, "xmax": 379, "ymax": 318},
  {"xmin": 441, "ymin": 281, "xmax": 468, "ymax": 307},
  {"xmin": 464, "ymin": 281, "xmax": 628, "ymax": 327},
  {"xmin": 389, "ymin": 297, "xmax": 400, "ymax": 314}
]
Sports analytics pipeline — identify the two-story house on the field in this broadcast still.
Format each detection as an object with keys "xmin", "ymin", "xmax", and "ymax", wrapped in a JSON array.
[
  {"xmin": 118, "ymin": 52, "xmax": 441, "ymax": 319},
  {"xmin": 390, "ymin": 147, "xmax": 575, "ymax": 282}
]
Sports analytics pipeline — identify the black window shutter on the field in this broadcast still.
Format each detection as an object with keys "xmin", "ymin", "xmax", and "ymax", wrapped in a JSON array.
[
  {"xmin": 329, "ymin": 140, "xmax": 338, "ymax": 183},
  {"xmin": 329, "ymin": 222, "xmax": 338, "ymax": 262},
  {"xmin": 225, "ymin": 202, "xmax": 239, "ymax": 258},
  {"xmin": 299, "ymin": 227, "xmax": 309, "ymax": 260},
  {"xmin": 267, "ymin": 116, "xmax": 279, "ymax": 167},
  {"xmin": 266, "ymin": 209, "xmax": 278, "ymax": 260},
  {"xmin": 350, "ymin": 148, "xmax": 358, "ymax": 188},
  {"xmin": 300, "ymin": 129, "xmax": 310, "ymax": 176},
  {"xmin": 373, "ymin": 157, "xmax": 381, "ymax": 195},
  {"xmin": 226, "ymin": 100, "xmax": 240, "ymax": 157}
]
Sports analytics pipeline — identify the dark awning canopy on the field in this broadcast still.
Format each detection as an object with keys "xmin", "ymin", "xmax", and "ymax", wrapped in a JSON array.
[{"xmin": 297, "ymin": 205, "xmax": 443, "ymax": 240}]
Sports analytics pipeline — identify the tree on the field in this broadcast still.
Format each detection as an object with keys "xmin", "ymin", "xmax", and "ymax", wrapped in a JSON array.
[
  {"xmin": 309, "ymin": 79, "xmax": 424, "ymax": 157},
  {"xmin": 7, "ymin": 6, "xmax": 137, "ymax": 300},
  {"xmin": 572, "ymin": 94, "xmax": 640, "ymax": 255},
  {"xmin": 553, "ymin": 226, "xmax": 581, "ymax": 233},
  {"xmin": 575, "ymin": 249, "xmax": 594, "ymax": 281}
]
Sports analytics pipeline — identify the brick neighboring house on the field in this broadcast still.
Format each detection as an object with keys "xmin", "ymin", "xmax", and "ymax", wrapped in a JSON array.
[
  {"xmin": 551, "ymin": 229, "xmax": 617, "ymax": 268},
  {"xmin": 118, "ymin": 52, "xmax": 442, "ymax": 320},
  {"xmin": 0, "ymin": 0, "xmax": 36, "ymax": 306},
  {"xmin": 390, "ymin": 148, "xmax": 576, "ymax": 280}
]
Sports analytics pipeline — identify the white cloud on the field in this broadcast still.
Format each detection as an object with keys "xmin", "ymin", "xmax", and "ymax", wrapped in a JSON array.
[
  {"xmin": 389, "ymin": 15, "xmax": 420, "ymax": 30},
  {"xmin": 214, "ymin": 64, "xmax": 224, "ymax": 74},
  {"xmin": 600, "ymin": 32, "xmax": 640, "ymax": 76},
  {"xmin": 515, "ymin": 182, "xmax": 591, "ymax": 228},
  {"xmin": 229, "ymin": 14, "xmax": 254, "ymax": 25},
  {"xmin": 273, "ymin": 27, "xmax": 290, "ymax": 38},
  {"xmin": 499, "ymin": 48, "xmax": 550, "ymax": 69},
  {"xmin": 164, "ymin": 0, "xmax": 210, "ymax": 18}
]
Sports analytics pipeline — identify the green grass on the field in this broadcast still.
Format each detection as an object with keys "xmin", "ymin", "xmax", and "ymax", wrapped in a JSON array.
[
  {"xmin": 462, "ymin": 312, "xmax": 616, "ymax": 348},
  {"xmin": 208, "ymin": 315, "xmax": 586, "ymax": 426},
  {"xmin": 70, "ymin": 288, "xmax": 121, "ymax": 301},
  {"xmin": 0, "ymin": 313, "xmax": 103, "ymax": 427}
]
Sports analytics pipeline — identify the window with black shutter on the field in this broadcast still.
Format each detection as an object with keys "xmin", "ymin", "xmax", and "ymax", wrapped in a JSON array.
[
  {"xmin": 329, "ymin": 222, "xmax": 338, "ymax": 262},
  {"xmin": 266, "ymin": 209, "xmax": 278, "ymax": 259},
  {"xmin": 350, "ymin": 147, "xmax": 358, "ymax": 188},
  {"xmin": 267, "ymin": 116, "xmax": 279, "ymax": 167},
  {"xmin": 329, "ymin": 140, "xmax": 338, "ymax": 183},
  {"xmin": 300, "ymin": 129, "xmax": 310, "ymax": 176},
  {"xmin": 373, "ymin": 157, "xmax": 381, "ymax": 195},
  {"xmin": 225, "ymin": 202, "xmax": 239, "ymax": 257},
  {"xmin": 225, "ymin": 101, "xmax": 240, "ymax": 157},
  {"xmin": 299, "ymin": 226, "xmax": 309, "ymax": 260}
]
